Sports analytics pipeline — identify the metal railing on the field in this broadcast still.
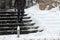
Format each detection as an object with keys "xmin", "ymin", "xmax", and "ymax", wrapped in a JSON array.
[{"xmin": 0, "ymin": 0, "xmax": 37, "ymax": 9}]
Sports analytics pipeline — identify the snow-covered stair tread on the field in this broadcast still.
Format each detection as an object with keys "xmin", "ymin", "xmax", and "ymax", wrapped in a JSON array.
[
  {"xmin": 0, "ymin": 19, "xmax": 33, "ymax": 23},
  {"xmin": 22, "ymin": 19, "xmax": 32, "ymax": 20},
  {"xmin": 0, "ymin": 17, "xmax": 31, "ymax": 19},
  {"xmin": 21, "ymin": 26, "xmax": 39, "ymax": 29},
  {"xmin": 0, "ymin": 23, "xmax": 35, "ymax": 25},
  {"xmin": 22, "ymin": 26, "xmax": 39, "ymax": 28},
  {"xmin": 0, "ymin": 30, "xmax": 17, "ymax": 32},
  {"xmin": 21, "ymin": 29, "xmax": 39, "ymax": 31}
]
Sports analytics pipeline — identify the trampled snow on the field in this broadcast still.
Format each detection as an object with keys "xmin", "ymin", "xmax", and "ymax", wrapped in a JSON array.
[{"xmin": 0, "ymin": 4, "xmax": 60, "ymax": 39}]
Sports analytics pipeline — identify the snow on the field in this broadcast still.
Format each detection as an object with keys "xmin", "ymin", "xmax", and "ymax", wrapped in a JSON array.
[
  {"xmin": 25, "ymin": 4, "xmax": 60, "ymax": 36},
  {"xmin": 0, "ymin": 4, "xmax": 60, "ymax": 40}
]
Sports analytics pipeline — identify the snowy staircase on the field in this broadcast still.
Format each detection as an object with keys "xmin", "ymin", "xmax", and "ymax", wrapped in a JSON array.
[{"xmin": 0, "ymin": 11, "xmax": 40, "ymax": 35}]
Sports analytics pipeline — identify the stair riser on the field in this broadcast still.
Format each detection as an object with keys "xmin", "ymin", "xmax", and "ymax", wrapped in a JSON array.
[
  {"xmin": 0, "ymin": 32, "xmax": 17, "ymax": 35},
  {"xmin": 0, "ymin": 17, "xmax": 31, "ymax": 19},
  {"xmin": 20, "ymin": 30, "xmax": 38, "ymax": 34},
  {"xmin": 0, "ymin": 28, "xmax": 30, "ymax": 30},
  {"xmin": 0, "ymin": 15, "xmax": 26, "ymax": 16}
]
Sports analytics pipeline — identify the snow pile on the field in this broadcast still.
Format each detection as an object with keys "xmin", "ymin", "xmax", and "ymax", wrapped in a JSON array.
[
  {"xmin": 0, "ymin": 35, "xmax": 60, "ymax": 40},
  {"xmin": 25, "ymin": 4, "xmax": 60, "ymax": 36}
]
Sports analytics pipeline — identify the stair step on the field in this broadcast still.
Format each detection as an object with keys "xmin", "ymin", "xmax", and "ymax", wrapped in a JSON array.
[
  {"xmin": 21, "ymin": 26, "xmax": 39, "ymax": 30},
  {"xmin": 22, "ymin": 29, "xmax": 44, "ymax": 32},
  {"xmin": 0, "ymin": 32, "xmax": 16, "ymax": 35},
  {"xmin": 22, "ymin": 20, "xmax": 32, "ymax": 22},
  {"xmin": 0, "ymin": 18, "xmax": 31, "ymax": 20},
  {"xmin": 0, "ymin": 28, "xmax": 28, "ymax": 31},
  {"xmin": 0, "ymin": 25, "xmax": 38, "ymax": 29},
  {"xmin": 0, "ymin": 21, "xmax": 16, "ymax": 23},
  {"xmin": 0, "ymin": 26, "xmax": 38, "ymax": 28},
  {"xmin": 20, "ymin": 30, "xmax": 38, "ymax": 34},
  {"xmin": 0, "ymin": 25, "xmax": 17, "ymax": 27},
  {"xmin": 21, "ymin": 26, "xmax": 39, "ymax": 29},
  {"xmin": 0, "ymin": 16, "xmax": 30, "ymax": 18},
  {"xmin": 21, "ymin": 29, "xmax": 38, "ymax": 31},
  {"xmin": 0, "ymin": 23, "xmax": 35, "ymax": 26},
  {"xmin": 0, "ymin": 27, "xmax": 29, "ymax": 30},
  {"xmin": 0, "ymin": 26, "xmax": 38, "ymax": 31},
  {"xmin": 0, "ymin": 30, "xmax": 17, "ymax": 33},
  {"xmin": 0, "ymin": 12, "xmax": 28, "ymax": 16},
  {"xmin": 0, "ymin": 19, "xmax": 32, "ymax": 21},
  {"xmin": 0, "ymin": 16, "xmax": 26, "ymax": 19},
  {"xmin": 20, "ymin": 31, "xmax": 29, "ymax": 34},
  {"xmin": 20, "ymin": 27, "xmax": 29, "ymax": 30},
  {"xmin": 0, "ymin": 17, "xmax": 31, "ymax": 19},
  {"xmin": 0, "ymin": 14, "xmax": 28, "ymax": 17},
  {"xmin": 0, "ymin": 12, "xmax": 21, "ymax": 14},
  {"xmin": 0, "ymin": 27, "xmax": 17, "ymax": 31},
  {"xmin": 0, "ymin": 30, "xmax": 17, "ymax": 35},
  {"xmin": 0, "ymin": 15, "xmax": 21, "ymax": 18},
  {"xmin": 0, "ymin": 21, "xmax": 32, "ymax": 24},
  {"xmin": 0, "ymin": 20, "xmax": 32, "ymax": 23},
  {"xmin": 0, "ymin": 25, "xmax": 37, "ymax": 27},
  {"xmin": 0, "ymin": 18, "xmax": 16, "ymax": 20}
]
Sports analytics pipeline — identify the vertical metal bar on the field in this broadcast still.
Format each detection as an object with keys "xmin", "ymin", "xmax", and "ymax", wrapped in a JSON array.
[
  {"xmin": 17, "ymin": 9, "xmax": 20, "ymax": 38},
  {"xmin": 17, "ymin": 26, "xmax": 20, "ymax": 38}
]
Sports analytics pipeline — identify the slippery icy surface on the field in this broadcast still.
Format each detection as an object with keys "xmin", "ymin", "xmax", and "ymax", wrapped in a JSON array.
[{"xmin": 0, "ymin": 4, "xmax": 60, "ymax": 39}]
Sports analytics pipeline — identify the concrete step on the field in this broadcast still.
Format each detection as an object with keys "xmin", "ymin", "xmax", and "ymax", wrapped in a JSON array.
[
  {"xmin": 0, "ymin": 25, "xmax": 38, "ymax": 30},
  {"xmin": 0, "ymin": 14, "xmax": 27, "ymax": 16},
  {"xmin": 0, "ymin": 26, "xmax": 38, "ymax": 30},
  {"xmin": 0, "ymin": 27, "xmax": 28, "ymax": 31},
  {"xmin": 0, "ymin": 20, "xmax": 32, "ymax": 23},
  {"xmin": 0, "ymin": 16, "xmax": 30, "ymax": 19},
  {"xmin": 0, "ymin": 16, "xmax": 31, "ymax": 19},
  {"xmin": 0, "ymin": 23, "xmax": 35, "ymax": 26},
  {"xmin": 21, "ymin": 26, "xmax": 39, "ymax": 29},
  {"xmin": 21, "ymin": 29, "xmax": 39, "ymax": 31},
  {"xmin": 0, "ymin": 28, "xmax": 17, "ymax": 31},
  {"xmin": 0, "ymin": 12, "xmax": 28, "ymax": 16},
  {"xmin": 0, "ymin": 26, "xmax": 38, "ymax": 31},
  {"xmin": 0, "ymin": 30, "xmax": 17, "ymax": 35},
  {"xmin": 20, "ymin": 29, "xmax": 38, "ymax": 34}
]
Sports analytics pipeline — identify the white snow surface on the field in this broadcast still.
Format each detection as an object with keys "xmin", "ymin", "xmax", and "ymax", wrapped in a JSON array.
[
  {"xmin": 25, "ymin": 4, "xmax": 60, "ymax": 36},
  {"xmin": 0, "ymin": 4, "xmax": 60, "ymax": 39}
]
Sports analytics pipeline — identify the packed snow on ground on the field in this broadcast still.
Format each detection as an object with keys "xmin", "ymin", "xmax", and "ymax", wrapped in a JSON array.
[{"xmin": 0, "ymin": 4, "xmax": 60, "ymax": 40}]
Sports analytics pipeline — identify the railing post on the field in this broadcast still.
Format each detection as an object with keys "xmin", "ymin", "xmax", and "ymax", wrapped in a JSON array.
[{"xmin": 17, "ymin": 26, "xmax": 20, "ymax": 38}]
